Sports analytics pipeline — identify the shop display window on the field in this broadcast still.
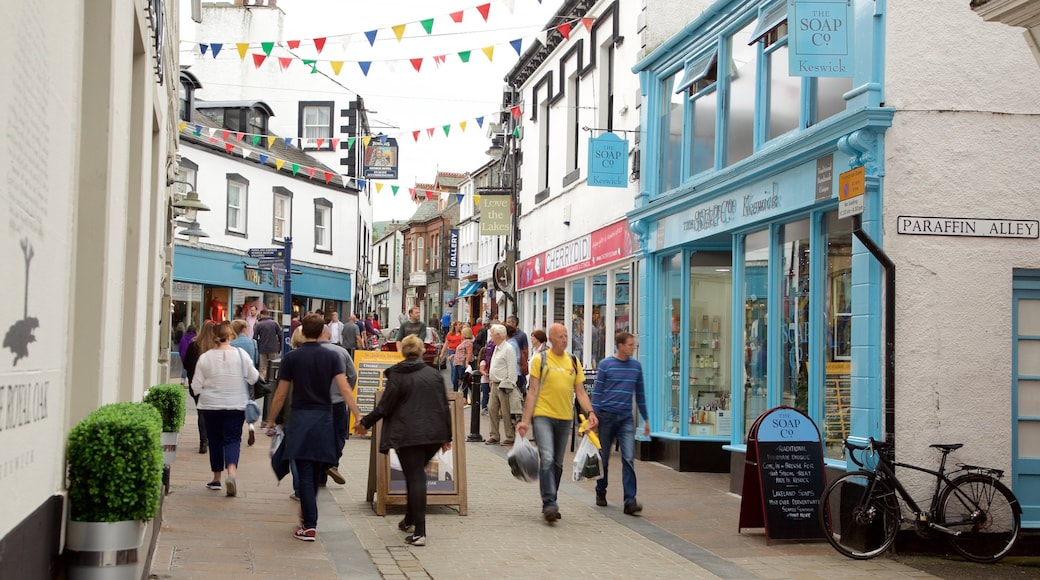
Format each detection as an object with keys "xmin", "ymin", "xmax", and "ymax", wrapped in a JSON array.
[
  {"xmin": 823, "ymin": 212, "xmax": 853, "ymax": 459},
  {"xmin": 615, "ymin": 268, "xmax": 631, "ymax": 334},
  {"xmin": 742, "ymin": 230, "xmax": 770, "ymax": 441},
  {"xmin": 570, "ymin": 279, "xmax": 585, "ymax": 362},
  {"xmin": 660, "ymin": 253, "xmax": 683, "ymax": 434},
  {"xmin": 780, "ymin": 220, "xmax": 811, "ymax": 414},
  {"xmin": 688, "ymin": 252, "xmax": 732, "ymax": 437},
  {"xmin": 590, "ymin": 274, "xmax": 608, "ymax": 368}
]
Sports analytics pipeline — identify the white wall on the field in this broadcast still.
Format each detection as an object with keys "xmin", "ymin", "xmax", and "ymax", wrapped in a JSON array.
[{"xmin": 883, "ymin": 4, "xmax": 1040, "ymax": 471}]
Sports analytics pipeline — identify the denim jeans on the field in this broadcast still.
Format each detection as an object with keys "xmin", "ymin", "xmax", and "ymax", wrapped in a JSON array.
[
  {"xmin": 199, "ymin": 409, "xmax": 244, "ymax": 473},
  {"xmin": 480, "ymin": 382, "xmax": 490, "ymax": 410},
  {"xmin": 296, "ymin": 459, "xmax": 322, "ymax": 529},
  {"xmin": 319, "ymin": 401, "xmax": 348, "ymax": 485},
  {"xmin": 532, "ymin": 416, "xmax": 571, "ymax": 510},
  {"xmin": 450, "ymin": 363, "xmax": 465, "ymax": 393},
  {"xmin": 594, "ymin": 410, "xmax": 637, "ymax": 506}
]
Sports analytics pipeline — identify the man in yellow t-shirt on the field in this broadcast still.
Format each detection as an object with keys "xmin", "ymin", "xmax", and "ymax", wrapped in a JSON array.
[{"xmin": 517, "ymin": 323, "xmax": 598, "ymax": 523}]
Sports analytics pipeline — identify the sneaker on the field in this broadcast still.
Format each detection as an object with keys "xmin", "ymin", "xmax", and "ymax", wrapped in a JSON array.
[
  {"xmin": 404, "ymin": 534, "xmax": 426, "ymax": 546},
  {"xmin": 198, "ymin": 442, "xmax": 208, "ymax": 454},
  {"xmin": 290, "ymin": 492, "xmax": 300, "ymax": 501},
  {"xmin": 225, "ymin": 477, "xmax": 237, "ymax": 497},
  {"xmin": 398, "ymin": 518, "xmax": 415, "ymax": 533},
  {"xmin": 293, "ymin": 527, "xmax": 317, "ymax": 542},
  {"xmin": 623, "ymin": 501, "xmax": 643, "ymax": 515},
  {"xmin": 247, "ymin": 425, "xmax": 256, "ymax": 447},
  {"xmin": 596, "ymin": 492, "xmax": 607, "ymax": 507},
  {"xmin": 325, "ymin": 467, "xmax": 346, "ymax": 485},
  {"xmin": 542, "ymin": 506, "xmax": 560, "ymax": 522},
  {"xmin": 481, "ymin": 408, "xmax": 489, "ymax": 416},
  {"xmin": 205, "ymin": 481, "xmax": 221, "ymax": 491}
]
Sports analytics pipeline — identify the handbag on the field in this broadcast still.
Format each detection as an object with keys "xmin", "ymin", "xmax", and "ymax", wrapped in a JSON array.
[
  {"xmin": 240, "ymin": 351, "xmax": 262, "ymax": 423},
  {"xmin": 249, "ymin": 376, "xmax": 272, "ymax": 399}
]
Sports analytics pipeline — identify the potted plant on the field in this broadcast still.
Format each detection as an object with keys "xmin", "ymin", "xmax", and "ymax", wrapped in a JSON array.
[
  {"xmin": 144, "ymin": 383, "xmax": 186, "ymax": 465},
  {"xmin": 65, "ymin": 402, "xmax": 163, "ymax": 579}
]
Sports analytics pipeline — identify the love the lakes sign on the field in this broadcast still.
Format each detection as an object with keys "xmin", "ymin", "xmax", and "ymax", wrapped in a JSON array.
[{"xmin": 896, "ymin": 216, "xmax": 1039, "ymax": 239}]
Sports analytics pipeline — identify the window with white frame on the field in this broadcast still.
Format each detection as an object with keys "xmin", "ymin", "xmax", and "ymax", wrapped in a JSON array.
[
  {"xmin": 272, "ymin": 187, "xmax": 292, "ymax": 242},
  {"xmin": 566, "ymin": 72, "xmax": 581, "ymax": 176},
  {"xmin": 431, "ymin": 233, "xmax": 440, "ymax": 270},
  {"xmin": 538, "ymin": 99, "xmax": 551, "ymax": 193},
  {"xmin": 226, "ymin": 174, "xmax": 248, "ymax": 235},
  {"xmin": 724, "ymin": 18, "xmax": 758, "ymax": 167},
  {"xmin": 300, "ymin": 102, "xmax": 333, "ymax": 149},
  {"xmin": 314, "ymin": 198, "xmax": 332, "ymax": 252},
  {"xmin": 416, "ymin": 236, "xmax": 425, "ymax": 271}
]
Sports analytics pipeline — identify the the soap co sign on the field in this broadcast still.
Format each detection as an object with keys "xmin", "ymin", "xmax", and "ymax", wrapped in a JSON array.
[
  {"xmin": 587, "ymin": 133, "xmax": 629, "ymax": 188},
  {"xmin": 788, "ymin": 0, "xmax": 853, "ymax": 77}
]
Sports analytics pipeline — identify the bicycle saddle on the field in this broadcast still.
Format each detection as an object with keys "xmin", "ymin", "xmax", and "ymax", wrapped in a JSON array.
[{"xmin": 929, "ymin": 443, "xmax": 963, "ymax": 452}]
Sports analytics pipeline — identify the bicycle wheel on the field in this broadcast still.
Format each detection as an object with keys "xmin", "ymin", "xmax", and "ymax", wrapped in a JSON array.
[
  {"xmin": 936, "ymin": 473, "xmax": 1020, "ymax": 563},
  {"xmin": 819, "ymin": 471, "xmax": 900, "ymax": 559}
]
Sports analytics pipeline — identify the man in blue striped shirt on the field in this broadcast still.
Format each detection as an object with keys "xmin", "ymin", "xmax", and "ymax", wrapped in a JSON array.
[{"xmin": 592, "ymin": 332, "xmax": 649, "ymax": 515}]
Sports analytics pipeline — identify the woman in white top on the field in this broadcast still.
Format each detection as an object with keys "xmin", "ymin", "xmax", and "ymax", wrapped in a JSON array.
[{"xmin": 192, "ymin": 321, "xmax": 259, "ymax": 496}]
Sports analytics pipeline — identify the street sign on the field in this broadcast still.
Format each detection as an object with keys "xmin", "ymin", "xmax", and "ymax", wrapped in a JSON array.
[
  {"xmin": 247, "ymin": 247, "xmax": 284, "ymax": 259},
  {"xmin": 838, "ymin": 166, "xmax": 865, "ymax": 219},
  {"xmin": 257, "ymin": 258, "xmax": 280, "ymax": 268}
]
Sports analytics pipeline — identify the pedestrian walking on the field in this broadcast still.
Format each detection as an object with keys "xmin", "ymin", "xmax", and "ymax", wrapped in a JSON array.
[
  {"xmin": 592, "ymin": 332, "xmax": 649, "ymax": 515},
  {"xmin": 359, "ymin": 335, "xmax": 452, "ymax": 547},
  {"xmin": 398, "ymin": 306, "xmax": 427, "ymax": 339},
  {"xmin": 253, "ymin": 310, "xmax": 282, "ymax": 379},
  {"xmin": 327, "ymin": 311, "xmax": 345, "ymax": 345},
  {"xmin": 181, "ymin": 321, "xmax": 215, "ymax": 453},
  {"xmin": 486, "ymin": 324, "xmax": 518, "ymax": 446},
  {"xmin": 341, "ymin": 313, "xmax": 362, "ymax": 358},
  {"xmin": 230, "ymin": 319, "xmax": 260, "ymax": 446},
  {"xmin": 266, "ymin": 314, "xmax": 366, "ymax": 541},
  {"xmin": 450, "ymin": 327, "xmax": 474, "ymax": 401},
  {"xmin": 318, "ymin": 324, "xmax": 356, "ymax": 487},
  {"xmin": 192, "ymin": 321, "xmax": 259, "ymax": 497},
  {"xmin": 517, "ymin": 323, "xmax": 598, "ymax": 523}
]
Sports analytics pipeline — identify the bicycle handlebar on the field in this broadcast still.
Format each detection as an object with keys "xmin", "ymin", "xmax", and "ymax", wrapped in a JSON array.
[{"xmin": 844, "ymin": 437, "xmax": 892, "ymax": 468}]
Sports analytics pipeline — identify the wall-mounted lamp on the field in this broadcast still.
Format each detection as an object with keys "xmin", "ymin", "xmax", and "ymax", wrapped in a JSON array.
[
  {"xmin": 563, "ymin": 204, "xmax": 572, "ymax": 226},
  {"xmin": 171, "ymin": 183, "xmax": 211, "ymax": 244}
]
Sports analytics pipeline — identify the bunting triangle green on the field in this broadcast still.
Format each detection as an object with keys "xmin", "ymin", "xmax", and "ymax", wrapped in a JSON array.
[
  {"xmin": 458, "ymin": 50, "xmax": 471, "ymax": 63},
  {"xmin": 261, "ymin": 42, "xmax": 274, "ymax": 56},
  {"xmin": 421, "ymin": 19, "xmax": 434, "ymax": 35}
]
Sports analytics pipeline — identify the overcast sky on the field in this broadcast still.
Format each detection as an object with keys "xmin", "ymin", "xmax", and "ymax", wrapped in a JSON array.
[{"xmin": 181, "ymin": 0, "xmax": 564, "ymax": 222}]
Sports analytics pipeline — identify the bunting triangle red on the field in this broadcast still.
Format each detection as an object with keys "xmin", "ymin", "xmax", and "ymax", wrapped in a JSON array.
[
  {"xmin": 278, "ymin": 57, "xmax": 292, "ymax": 71},
  {"xmin": 252, "ymin": 53, "xmax": 266, "ymax": 68},
  {"xmin": 557, "ymin": 22, "xmax": 572, "ymax": 40},
  {"xmin": 287, "ymin": 40, "xmax": 300, "ymax": 49},
  {"xmin": 314, "ymin": 37, "xmax": 326, "ymax": 53},
  {"xmin": 413, "ymin": 130, "xmax": 421, "ymax": 141},
  {"xmin": 581, "ymin": 18, "xmax": 594, "ymax": 32},
  {"xmin": 224, "ymin": 143, "xmax": 234, "ymax": 154},
  {"xmin": 449, "ymin": 10, "xmax": 464, "ymax": 23},
  {"xmin": 476, "ymin": 3, "xmax": 491, "ymax": 21},
  {"xmin": 324, "ymin": 171, "xmax": 333, "ymax": 184},
  {"xmin": 410, "ymin": 58, "xmax": 423, "ymax": 72}
]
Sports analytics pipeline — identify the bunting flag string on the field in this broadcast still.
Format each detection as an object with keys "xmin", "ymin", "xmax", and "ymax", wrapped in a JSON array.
[{"xmin": 177, "ymin": 121, "xmax": 489, "ymax": 204}]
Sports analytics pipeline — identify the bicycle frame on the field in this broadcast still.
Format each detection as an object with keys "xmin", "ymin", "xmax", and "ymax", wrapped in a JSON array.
[{"xmin": 857, "ymin": 446, "xmax": 982, "ymax": 535}]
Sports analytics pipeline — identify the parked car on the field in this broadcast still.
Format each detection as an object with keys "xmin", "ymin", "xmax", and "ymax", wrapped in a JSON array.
[{"xmin": 381, "ymin": 327, "xmax": 445, "ymax": 368}]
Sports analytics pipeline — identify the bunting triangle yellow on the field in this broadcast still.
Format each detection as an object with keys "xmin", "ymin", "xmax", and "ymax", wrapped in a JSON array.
[
  {"xmin": 275, "ymin": 159, "xmax": 285, "ymax": 170},
  {"xmin": 392, "ymin": 24, "xmax": 406, "ymax": 42},
  {"xmin": 236, "ymin": 43, "xmax": 249, "ymax": 60},
  {"xmin": 330, "ymin": 61, "xmax": 344, "ymax": 75},
  {"xmin": 482, "ymin": 46, "xmax": 494, "ymax": 61},
  {"xmin": 473, "ymin": 194, "xmax": 481, "ymax": 205},
  {"xmin": 459, "ymin": 120, "xmax": 467, "ymax": 132},
  {"xmin": 362, "ymin": 136, "xmax": 372, "ymax": 147},
  {"xmin": 375, "ymin": 183, "xmax": 384, "ymax": 193},
  {"xmin": 267, "ymin": 136, "xmax": 277, "ymax": 148}
]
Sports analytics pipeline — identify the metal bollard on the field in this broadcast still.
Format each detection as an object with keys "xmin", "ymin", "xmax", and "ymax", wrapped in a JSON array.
[{"xmin": 466, "ymin": 372, "xmax": 484, "ymax": 442}]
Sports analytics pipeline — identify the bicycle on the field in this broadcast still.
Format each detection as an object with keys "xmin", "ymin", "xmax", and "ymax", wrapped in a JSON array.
[{"xmin": 818, "ymin": 438, "xmax": 1021, "ymax": 563}]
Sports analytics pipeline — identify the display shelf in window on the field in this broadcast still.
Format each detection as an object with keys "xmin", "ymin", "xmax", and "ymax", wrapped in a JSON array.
[{"xmin": 687, "ymin": 315, "xmax": 729, "ymax": 437}]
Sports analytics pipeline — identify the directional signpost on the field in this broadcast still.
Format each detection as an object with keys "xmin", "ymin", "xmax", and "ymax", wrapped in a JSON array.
[
  {"xmin": 247, "ymin": 247, "xmax": 284, "ymax": 259},
  {"xmin": 248, "ymin": 243, "xmax": 293, "ymax": 356}
]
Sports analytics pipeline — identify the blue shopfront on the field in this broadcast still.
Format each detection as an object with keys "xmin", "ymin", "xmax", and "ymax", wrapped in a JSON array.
[
  {"xmin": 170, "ymin": 245, "xmax": 353, "ymax": 366},
  {"xmin": 629, "ymin": 0, "xmax": 892, "ymax": 484}
]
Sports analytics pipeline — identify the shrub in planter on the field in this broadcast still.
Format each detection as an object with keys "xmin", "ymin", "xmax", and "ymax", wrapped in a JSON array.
[
  {"xmin": 143, "ymin": 383, "xmax": 186, "ymax": 433},
  {"xmin": 67, "ymin": 402, "xmax": 163, "ymax": 522}
]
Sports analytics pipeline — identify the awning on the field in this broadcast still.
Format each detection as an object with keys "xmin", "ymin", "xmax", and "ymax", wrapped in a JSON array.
[{"xmin": 457, "ymin": 280, "xmax": 482, "ymax": 298}]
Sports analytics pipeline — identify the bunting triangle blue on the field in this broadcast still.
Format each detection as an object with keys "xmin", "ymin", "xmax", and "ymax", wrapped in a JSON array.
[
  {"xmin": 364, "ymin": 30, "xmax": 378, "ymax": 46},
  {"xmin": 510, "ymin": 39, "xmax": 522, "ymax": 56},
  {"xmin": 359, "ymin": 61, "xmax": 371, "ymax": 76},
  {"xmin": 210, "ymin": 43, "xmax": 223, "ymax": 58}
]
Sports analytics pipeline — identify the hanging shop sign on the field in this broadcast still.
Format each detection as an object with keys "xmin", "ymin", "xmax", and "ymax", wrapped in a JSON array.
[
  {"xmin": 516, "ymin": 219, "xmax": 635, "ymax": 291},
  {"xmin": 448, "ymin": 228, "xmax": 459, "ymax": 279},
  {"xmin": 479, "ymin": 194, "xmax": 511, "ymax": 237},
  {"xmin": 788, "ymin": 0, "xmax": 854, "ymax": 77},
  {"xmin": 363, "ymin": 137, "xmax": 399, "ymax": 180},
  {"xmin": 896, "ymin": 216, "xmax": 1039, "ymax": 239},
  {"xmin": 587, "ymin": 133, "xmax": 629, "ymax": 188}
]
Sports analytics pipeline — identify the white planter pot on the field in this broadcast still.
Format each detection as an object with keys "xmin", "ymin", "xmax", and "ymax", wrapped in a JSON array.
[
  {"xmin": 160, "ymin": 431, "xmax": 179, "ymax": 465},
  {"xmin": 65, "ymin": 519, "xmax": 145, "ymax": 580}
]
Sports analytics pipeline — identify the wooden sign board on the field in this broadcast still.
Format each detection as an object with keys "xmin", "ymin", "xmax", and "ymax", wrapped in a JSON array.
[
  {"xmin": 367, "ymin": 391, "xmax": 468, "ymax": 516},
  {"xmin": 739, "ymin": 406, "xmax": 827, "ymax": 542}
]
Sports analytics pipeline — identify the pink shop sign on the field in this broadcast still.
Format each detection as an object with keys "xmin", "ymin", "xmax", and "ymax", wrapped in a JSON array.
[{"xmin": 516, "ymin": 220, "xmax": 635, "ymax": 291}]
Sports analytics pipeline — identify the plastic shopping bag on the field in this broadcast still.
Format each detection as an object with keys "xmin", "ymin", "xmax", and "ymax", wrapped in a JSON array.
[
  {"xmin": 507, "ymin": 437, "xmax": 539, "ymax": 482},
  {"xmin": 572, "ymin": 433, "xmax": 603, "ymax": 481}
]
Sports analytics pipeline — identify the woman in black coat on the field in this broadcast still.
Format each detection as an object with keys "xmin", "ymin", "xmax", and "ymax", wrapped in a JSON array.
[{"xmin": 360, "ymin": 335, "xmax": 451, "ymax": 547}]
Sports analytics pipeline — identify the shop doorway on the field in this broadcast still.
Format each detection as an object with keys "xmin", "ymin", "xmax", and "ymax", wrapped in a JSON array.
[{"xmin": 1012, "ymin": 283, "xmax": 1040, "ymax": 527}]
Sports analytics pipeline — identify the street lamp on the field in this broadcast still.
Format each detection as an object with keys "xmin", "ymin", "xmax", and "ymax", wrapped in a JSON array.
[{"xmin": 172, "ymin": 186, "xmax": 211, "ymax": 244}]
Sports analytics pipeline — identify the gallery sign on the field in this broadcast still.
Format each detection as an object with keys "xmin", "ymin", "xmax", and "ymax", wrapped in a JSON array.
[
  {"xmin": 447, "ymin": 229, "xmax": 459, "ymax": 279},
  {"xmin": 896, "ymin": 216, "xmax": 1039, "ymax": 239},
  {"xmin": 788, "ymin": 0, "xmax": 854, "ymax": 77}
]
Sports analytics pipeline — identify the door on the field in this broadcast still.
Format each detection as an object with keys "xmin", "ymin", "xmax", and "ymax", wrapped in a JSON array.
[{"xmin": 1013, "ymin": 286, "xmax": 1040, "ymax": 527}]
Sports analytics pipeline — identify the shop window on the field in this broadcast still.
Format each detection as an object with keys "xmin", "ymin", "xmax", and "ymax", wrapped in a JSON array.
[
  {"xmin": 761, "ymin": 18, "xmax": 800, "ymax": 141},
  {"xmin": 742, "ymin": 230, "xmax": 770, "ymax": 441},
  {"xmin": 689, "ymin": 252, "xmax": 733, "ymax": 438},
  {"xmin": 814, "ymin": 76, "xmax": 852, "ymax": 125},
  {"xmin": 571, "ymin": 278, "xmax": 586, "ymax": 363},
  {"xmin": 823, "ymin": 212, "xmax": 853, "ymax": 459},
  {"xmin": 615, "ymin": 267, "xmax": 631, "ymax": 334},
  {"xmin": 780, "ymin": 220, "xmax": 811, "ymax": 414},
  {"xmin": 660, "ymin": 253, "xmax": 683, "ymax": 434},
  {"xmin": 299, "ymin": 102, "xmax": 333, "ymax": 150},
  {"xmin": 566, "ymin": 72, "xmax": 581, "ymax": 178},
  {"xmin": 659, "ymin": 70, "xmax": 685, "ymax": 191},
  {"xmin": 591, "ymin": 274, "xmax": 607, "ymax": 368},
  {"xmin": 272, "ymin": 187, "xmax": 292, "ymax": 242},
  {"xmin": 226, "ymin": 175, "xmax": 248, "ymax": 235},
  {"xmin": 314, "ymin": 198, "xmax": 332, "ymax": 253},
  {"xmin": 725, "ymin": 19, "xmax": 758, "ymax": 167}
]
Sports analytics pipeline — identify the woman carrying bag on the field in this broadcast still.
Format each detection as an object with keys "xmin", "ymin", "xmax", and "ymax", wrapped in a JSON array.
[
  {"xmin": 359, "ymin": 335, "xmax": 452, "ymax": 547},
  {"xmin": 192, "ymin": 321, "xmax": 259, "ymax": 496}
]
